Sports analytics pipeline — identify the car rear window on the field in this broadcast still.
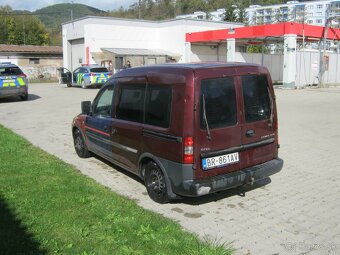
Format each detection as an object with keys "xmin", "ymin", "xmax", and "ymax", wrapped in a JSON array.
[
  {"xmin": 242, "ymin": 75, "xmax": 271, "ymax": 123},
  {"xmin": 0, "ymin": 67, "xmax": 23, "ymax": 76},
  {"xmin": 90, "ymin": 67, "xmax": 109, "ymax": 73},
  {"xmin": 200, "ymin": 77, "xmax": 237, "ymax": 129}
]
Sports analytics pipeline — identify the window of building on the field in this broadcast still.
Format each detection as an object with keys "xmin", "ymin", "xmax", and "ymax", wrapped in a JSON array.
[
  {"xmin": 145, "ymin": 86, "xmax": 172, "ymax": 128},
  {"xmin": 200, "ymin": 77, "xmax": 237, "ymax": 129},
  {"xmin": 316, "ymin": 12, "xmax": 322, "ymax": 16},
  {"xmin": 316, "ymin": 19, "xmax": 322, "ymax": 24},
  {"xmin": 308, "ymin": 5, "xmax": 313, "ymax": 10},
  {"xmin": 29, "ymin": 58, "xmax": 40, "ymax": 65},
  {"xmin": 317, "ymin": 4, "xmax": 323, "ymax": 9},
  {"xmin": 308, "ymin": 20, "xmax": 313, "ymax": 24}
]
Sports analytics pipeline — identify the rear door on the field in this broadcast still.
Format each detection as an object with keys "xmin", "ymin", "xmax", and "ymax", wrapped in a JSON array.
[
  {"xmin": 194, "ymin": 69, "xmax": 242, "ymax": 178},
  {"xmin": 110, "ymin": 77, "xmax": 146, "ymax": 173},
  {"xmin": 239, "ymin": 74, "xmax": 277, "ymax": 169}
]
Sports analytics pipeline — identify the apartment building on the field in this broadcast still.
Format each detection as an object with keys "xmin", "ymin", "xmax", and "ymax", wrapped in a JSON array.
[{"xmin": 245, "ymin": 0, "xmax": 340, "ymax": 26}]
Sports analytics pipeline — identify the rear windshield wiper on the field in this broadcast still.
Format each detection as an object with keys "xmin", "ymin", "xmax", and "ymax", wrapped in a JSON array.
[{"xmin": 202, "ymin": 94, "xmax": 212, "ymax": 140}]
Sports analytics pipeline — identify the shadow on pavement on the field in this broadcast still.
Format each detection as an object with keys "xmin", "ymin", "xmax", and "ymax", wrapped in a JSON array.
[
  {"xmin": 91, "ymin": 153, "xmax": 272, "ymax": 205},
  {"xmin": 176, "ymin": 177, "xmax": 272, "ymax": 205},
  {"xmin": 0, "ymin": 196, "xmax": 46, "ymax": 255},
  {"xmin": 0, "ymin": 94, "xmax": 41, "ymax": 103}
]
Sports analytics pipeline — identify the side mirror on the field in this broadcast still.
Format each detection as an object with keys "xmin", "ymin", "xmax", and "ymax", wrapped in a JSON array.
[{"xmin": 81, "ymin": 101, "xmax": 91, "ymax": 115}]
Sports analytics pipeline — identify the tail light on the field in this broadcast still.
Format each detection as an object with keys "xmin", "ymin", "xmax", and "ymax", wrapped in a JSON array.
[
  {"xmin": 90, "ymin": 73, "xmax": 96, "ymax": 76},
  {"xmin": 183, "ymin": 137, "xmax": 194, "ymax": 164},
  {"xmin": 108, "ymin": 72, "xmax": 113, "ymax": 76}
]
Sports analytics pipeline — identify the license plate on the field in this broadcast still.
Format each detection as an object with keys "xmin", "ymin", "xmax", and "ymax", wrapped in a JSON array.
[
  {"xmin": 202, "ymin": 152, "xmax": 239, "ymax": 170},
  {"xmin": 4, "ymin": 79, "xmax": 15, "ymax": 83}
]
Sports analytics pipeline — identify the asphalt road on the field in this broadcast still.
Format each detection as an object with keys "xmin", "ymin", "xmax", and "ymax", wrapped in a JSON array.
[{"xmin": 1, "ymin": 83, "xmax": 339, "ymax": 255}]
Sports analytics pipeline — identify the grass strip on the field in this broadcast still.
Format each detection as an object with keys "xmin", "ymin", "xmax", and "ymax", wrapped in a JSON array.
[{"xmin": 0, "ymin": 124, "xmax": 233, "ymax": 255}]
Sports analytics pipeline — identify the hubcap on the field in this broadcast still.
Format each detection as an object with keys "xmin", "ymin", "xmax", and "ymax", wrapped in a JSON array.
[
  {"xmin": 75, "ymin": 135, "xmax": 83, "ymax": 152},
  {"xmin": 149, "ymin": 169, "xmax": 165, "ymax": 196}
]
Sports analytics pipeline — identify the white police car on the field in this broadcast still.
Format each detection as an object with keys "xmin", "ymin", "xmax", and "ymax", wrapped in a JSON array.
[
  {"xmin": 0, "ymin": 62, "xmax": 28, "ymax": 101},
  {"xmin": 58, "ymin": 65, "xmax": 112, "ymax": 89}
]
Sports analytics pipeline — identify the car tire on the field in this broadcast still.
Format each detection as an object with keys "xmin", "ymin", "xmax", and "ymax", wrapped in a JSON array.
[
  {"xmin": 67, "ymin": 83, "xmax": 72, "ymax": 87},
  {"xmin": 81, "ymin": 80, "xmax": 87, "ymax": 89},
  {"xmin": 73, "ymin": 128, "xmax": 91, "ymax": 158},
  {"xmin": 20, "ymin": 93, "xmax": 28, "ymax": 101},
  {"xmin": 145, "ymin": 161, "xmax": 169, "ymax": 204}
]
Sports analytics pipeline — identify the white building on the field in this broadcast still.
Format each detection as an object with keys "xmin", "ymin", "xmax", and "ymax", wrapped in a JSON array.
[
  {"xmin": 176, "ymin": 11, "xmax": 207, "ymax": 20},
  {"xmin": 62, "ymin": 16, "xmax": 242, "ymax": 72},
  {"xmin": 245, "ymin": 0, "xmax": 340, "ymax": 26},
  {"xmin": 176, "ymin": 8, "xmax": 229, "ymax": 22},
  {"xmin": 208, "ymin": 9, "xmax": 226, "ymax": 21}
]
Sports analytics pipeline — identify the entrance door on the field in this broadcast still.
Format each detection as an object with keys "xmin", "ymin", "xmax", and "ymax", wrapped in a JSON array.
[{"xmin": 115, "ymin": 57, "xmax": 123, "ymax": 70}]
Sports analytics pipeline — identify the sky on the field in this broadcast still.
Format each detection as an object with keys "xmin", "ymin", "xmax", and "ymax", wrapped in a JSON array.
[{"xmin": 0, "ymin": 0, "xmax": 138, "ymax": 12}]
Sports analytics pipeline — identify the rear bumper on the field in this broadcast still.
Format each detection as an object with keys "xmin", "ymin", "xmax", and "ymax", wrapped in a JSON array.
[
  {"xmin": 0, "ymin": 87, "xmax": 27, "ymax": 99},
  {"xmin": 171, "ymin": 158, "xmax": 283, "ymax": 197}
]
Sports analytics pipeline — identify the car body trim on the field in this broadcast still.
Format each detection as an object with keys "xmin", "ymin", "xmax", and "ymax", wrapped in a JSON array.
[
  {"xmin": 142, "ymin": 129, "xmax": 182, "ymax": 143},
  {"xmin": 85, "ymin": 125, "xmax": 110, "ymax": 137},
  {"xmin": 112, "ymin": 141, "xmax": 138, "ymax": 154}
]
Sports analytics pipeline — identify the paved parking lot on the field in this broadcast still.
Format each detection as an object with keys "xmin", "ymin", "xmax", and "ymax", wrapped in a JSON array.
[{"xmin": 1, "ymin": 83, "xmax": 339, "ymax": 255}]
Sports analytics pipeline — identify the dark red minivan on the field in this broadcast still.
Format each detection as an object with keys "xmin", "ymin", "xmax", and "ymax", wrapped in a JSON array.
[{"xmin": 72, "ymin": 63, "xmax": 283, "ymax": 203}]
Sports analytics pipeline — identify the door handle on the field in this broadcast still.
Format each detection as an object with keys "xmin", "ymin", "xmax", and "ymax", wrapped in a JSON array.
[
  {"xmin": 112, "ymin": 127, "xmax": 117, "ymax": 135},
  {"xmin": 246, "ymin": 129, "xmax": 255, "ymax": 137}
]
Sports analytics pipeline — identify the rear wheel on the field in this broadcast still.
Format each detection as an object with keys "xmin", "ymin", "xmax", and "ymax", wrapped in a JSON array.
[
  {"xmin": 81, "ymin": 80, "xmax": 87, "ymax": 89},
  {"xmin": 73, "ymin": 128, "xmax": 91, "ymax": 158},
  {"xmin": 66, "ymin": 83, "xmax": 72, "ymax": 87},
  {"xmin": 145, "ymin": 162, "xmax": 169, "ymax": 204},
  {"xmin": 20, "ymin": 93, "xmax": 28, "ymax": 101}
]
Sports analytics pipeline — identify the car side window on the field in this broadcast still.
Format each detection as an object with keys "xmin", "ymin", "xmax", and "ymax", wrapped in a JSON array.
[
  {"xmin": 116, "ymin": 85, "xmax": 145, "ymax": 123},
  {"xmin": 92, "ymin": 86, "xmax": 114, "ymax": 117},
  {"xmin": 145, "ymin": 86, "xmax": 172, "ymax": 128},
  {"xmin": 242, "ymin": 75, "xmax": 271, "ymax": 122}
]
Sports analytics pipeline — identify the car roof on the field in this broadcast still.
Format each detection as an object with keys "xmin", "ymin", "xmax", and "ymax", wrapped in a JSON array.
[
  {"xmin": 82, "ymin": 65, "xmax": 106, "ymax": 69},
  {"xmin": 0, "ymin": 62, "xmax": 19, "ymax": 68},
  {"xmin": 114, "ymin": 62, "xmax": 266, "ymax": 78}
]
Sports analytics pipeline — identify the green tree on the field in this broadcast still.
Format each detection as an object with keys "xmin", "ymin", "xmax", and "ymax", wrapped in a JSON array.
[
  {"xmin": 0, "ymin": 5, "xmax": 12, "ymax": 44},
  {"xmin": 0, "ymin": 5, "xmax": 50, "ymax": 45},
  {"xmin": 224, "ymin": 4, "xmax": 237, "ymax": 22}
]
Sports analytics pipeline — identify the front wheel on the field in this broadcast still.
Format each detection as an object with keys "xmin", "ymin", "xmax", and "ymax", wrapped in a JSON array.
[
  {"xmin": 145, "ymin": 162, "xmax": 169, "ymax": 204},
  {"xmin": 73, "ymin": 128, "xmax": 91, "ymax": 158}
]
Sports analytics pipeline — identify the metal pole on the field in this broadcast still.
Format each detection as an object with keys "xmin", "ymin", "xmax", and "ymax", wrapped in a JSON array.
[{"xmin": 71, "ymin": 1, "xmax": 73, "ymax": 21}]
